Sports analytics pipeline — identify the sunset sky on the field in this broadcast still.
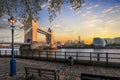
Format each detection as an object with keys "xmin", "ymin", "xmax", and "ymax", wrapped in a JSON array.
[{"xmin": 0, "ymin": 0, "xmax": 120, "ymax": 44}]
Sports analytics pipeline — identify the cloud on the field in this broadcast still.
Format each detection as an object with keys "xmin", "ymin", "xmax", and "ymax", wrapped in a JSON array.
[
  {"xmin": 105, "ymin": 17, "xmax": 120, "ymax": 29},
  {"xmin": 76, "ymin": 10, "xmax": 82, "ymax": 15},
  {"xmin": 0, "ymin": 15, "xmax": 24, "ymax": 42},
  {"xmin": 110, "ymin": 9, "xmax": 119, "ymax": 14},
  {"xmin": 41, "ymin": 3, "xmax": 49, "ymax": 8},
  {"xmin": 0, "ymin": 15, "xmax": 23, "ymax": 29},
  {"xmin": 83, "ymin": 18, "xmax": 104, "ymax": 29},
  {"xmin": 53, "ymin": 24, "xmax": 62, "ymax": 28},
  {"xmin": 53, "ymin": 24, "xmax": 65, "ymax": 29},
  {"xmin": 39, "ymin": 26, "xmax": 47, "ymax": 31},
  {"xmin": 81, "ymin": 11, "xmax": 91, "ymax": 17},
  {"xmin": 102, "ymin": 7, "xmax": 113, "ymax": 14},
  {"xmin": 114, "ymin": 5, "xmax": 120, "ymax": 8},
  {"xmin": 94, "ymin": 16, "xmax": 120, "ymax": 37},
  {"xmin": 81, "ymin": 11, "xmax": 98, "ymax": 20},
  {"xmin": 86, "ymin": 4, "xmax": 99, "ymax": 10},
  {"xmin": 101, "ymin": 5, "xmax": 120, "ymax": 17},
  {"xmin": 65, "ymin": 30, "xmax": 73, "ymax": 32},
  {"xmin": 87, "ymin": 17, "xmax": 119, "ymax": 34},
  {"xmin": 0, "ymin": 18, "xmax": 9, "ymax": 29},
  {"xmin": 15, "ymin": 21, "xmax": 23, "ymax": 29},
  {"xmin": 52, "ymin": 24, "xmax": 65, "ymax": 33}
]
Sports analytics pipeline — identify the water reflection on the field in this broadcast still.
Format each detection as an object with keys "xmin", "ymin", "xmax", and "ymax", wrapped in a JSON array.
[
  {"xmin": 93, "ymin": 49, "xmax": 106, "ymax": 53},
  {"xmin": 48, "ymin": 51, "xmax": 55, "ymax": 58}
]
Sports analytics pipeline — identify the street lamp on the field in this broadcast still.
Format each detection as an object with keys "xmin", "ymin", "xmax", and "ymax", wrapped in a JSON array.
[{"xmin": 8, "ymin": 16, "xmax": 17, "ymax": 76}]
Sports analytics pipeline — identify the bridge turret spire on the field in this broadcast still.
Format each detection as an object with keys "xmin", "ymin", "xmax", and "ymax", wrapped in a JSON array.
[
  {"xmin": 47, "ymin": 28, "xmax": 53, "ymax": 33},
  {"xmin": 27, "ymin": 14, "xmax": 34, "ymax": 23}
]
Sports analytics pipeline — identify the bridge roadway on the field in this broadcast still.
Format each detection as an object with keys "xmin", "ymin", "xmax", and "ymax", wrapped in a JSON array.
[
  {"xmin": 37, "ymin": 28, "xmax": 51, "ymax": 35},
  {"xmin": 0, "ymin": 28, "xmax": 51, "ymax": 45},
  {"xmin": 0, "ymin": 58, "xmax": 120, "ymax": 80}
]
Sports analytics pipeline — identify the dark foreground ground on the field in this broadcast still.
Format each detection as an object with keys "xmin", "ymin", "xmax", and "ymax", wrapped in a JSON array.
[{"xmin": 0, "ymin": 58, "xmax": 120, "ymax": 80}]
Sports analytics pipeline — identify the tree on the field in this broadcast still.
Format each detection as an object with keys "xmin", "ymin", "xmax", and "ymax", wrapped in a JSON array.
[{"xmin": 0, "ymin": 0, "xmax": 84, "ymax": 22}]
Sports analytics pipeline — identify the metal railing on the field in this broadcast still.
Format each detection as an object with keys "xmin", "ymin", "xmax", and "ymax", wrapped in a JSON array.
[{"xmin": 1, "ymin": 50, "xmax": 120, "ymax": 67}]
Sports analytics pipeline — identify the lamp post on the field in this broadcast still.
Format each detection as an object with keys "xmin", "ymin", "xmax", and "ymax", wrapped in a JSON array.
[{"xmin": 8, "ymin": 16, "xmax": 17, "ymax": 76}]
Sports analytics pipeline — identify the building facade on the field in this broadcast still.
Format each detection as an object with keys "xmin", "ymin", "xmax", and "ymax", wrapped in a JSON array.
[{"xmin": 93, "ymin": 37, "xmax": 106, "ymax": 47}]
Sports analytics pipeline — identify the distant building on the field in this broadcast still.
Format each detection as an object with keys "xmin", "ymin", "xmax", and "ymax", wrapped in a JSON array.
[
  {"xmin": 114, "ymin": 37, "xmax": 120, "ymax": 44},
  {"xmin": 104, "ymin": 38, "xmax": 114, "ymax": 45},
  {"xmin": 56, "ymin": 41, "xmax": 62, "ymax": 48},
  {"xmin": 93, "ymin": 37, "xmax": 106, "ymax": 47},
  {"xmin": 64, "ymin": 40, "xmax": 73, "ymax": 47},
  {"xmin": 63, "ymin": 40, "xmax": 85, "ymax": 48},
  {"xmin": 73, "ymin": 40, "xmax": 78, "ymax": 45},
  {"xmin": 93, "ymin": 37, "xmax": 120, "ymax": 47}
]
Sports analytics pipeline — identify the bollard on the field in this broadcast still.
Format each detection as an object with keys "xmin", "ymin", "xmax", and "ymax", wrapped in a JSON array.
[{"xmin": 68, "ymin": 56, "xmax": 74, "ymax": 66}]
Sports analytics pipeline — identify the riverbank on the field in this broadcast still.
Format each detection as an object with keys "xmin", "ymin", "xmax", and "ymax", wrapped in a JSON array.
[{"xmin": 0, "ymin": 58, "xmax": 120, "ymax": 80}]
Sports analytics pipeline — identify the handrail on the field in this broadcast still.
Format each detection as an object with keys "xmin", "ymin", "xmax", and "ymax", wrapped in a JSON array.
[{"xmin": 1, "ymin": 49, "xmax": 120, "ymax": 66}]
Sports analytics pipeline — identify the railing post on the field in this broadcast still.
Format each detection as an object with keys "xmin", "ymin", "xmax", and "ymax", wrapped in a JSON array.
[
  {"xmin": 14, "ymin": 50, "xmax": 16, "ymax": 56},
  {"xmin": 76, "ymin": 52, "xmax": 78, "ymax": 63},
  {"xmin": 21, "ymin": 50, "xmax": 23, "ymax": 57},
  {"xmin": 106, "ymin": 53, "xmax": 108, "ymax": 67},
  {"xmin": 46, "ymin": 51, "xmax": 48, "ymax": 59},
  {"xmin": 5, "ymin": 50, "xmax": 7, "ymax": 57},
  {"xmin": 14, "ymin": 50, "xmax": 15, "ymax": 57},
  {"xmin": 55, "ymin": 51, "xmax": 56, "ymax": 60},
  {"xmin": 16, "ymin": 50, "xmax": 18, "ymax": 56},
  {"xmin": 39, "ymin": 51, "xmax": 41, "ymax": 58},
  {"xmin": 20, "ymin": 50, "xmax": 21, "ymax": 57},
  {"xmin": 14, "ymin": 50, "xmax": 15, "ymax": 56},
  {"xmin": 32, "ymin": 50, "xmax": 34, "ymax": 58},
  {"xmin": 15, "ymin": 50, "xmax": 17, "ymax": 56},
  {"xmin": 18, "ymin": 50, "xmax": 19, "ymax": 56},
  {"xmin": 0, "ymin": 50, "xmax": 1, "ymax": 57},
  {"xmin": 97, "ymin": 53, "xmax": 100, "ymax": 62},
  {"xmin": 26, "ymin": 50, "xmax": 28, "ymax": 58},
  {"xmin": 90, "ymin": 52, "xmax": 92, "ymax": 65},
  {"xmin": 65, "ymin": 52, "xmax": 66, "ymax": 62}
]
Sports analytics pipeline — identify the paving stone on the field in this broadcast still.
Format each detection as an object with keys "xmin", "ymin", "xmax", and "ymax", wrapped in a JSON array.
[{"xmin": 0, "ymin": 58, "xmax": 120, "ymax": 80}]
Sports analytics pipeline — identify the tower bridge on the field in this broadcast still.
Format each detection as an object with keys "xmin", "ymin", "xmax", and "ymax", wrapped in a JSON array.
[{"xmin": 23, "ymin": 16, "xmax": 57, "ymax": 49}]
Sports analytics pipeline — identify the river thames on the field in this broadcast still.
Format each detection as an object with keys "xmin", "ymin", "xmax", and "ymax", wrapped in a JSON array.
[
  {"xmin": 1, "ymin": 48, "xmax": 120, "ymax": 54},
  {"xmin": 1, "ymin": 48, "xmax": 120, "ymax": 63}
]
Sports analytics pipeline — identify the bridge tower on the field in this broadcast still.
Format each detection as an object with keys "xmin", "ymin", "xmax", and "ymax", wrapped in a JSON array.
[
  {"xmin": 24, "ymin": 16, "xmax": 38, "ymax": 43},
  {"xmin": 46, "ymin": 28, "xmax": 52, "ymax": 45},
  {"xmin": 46, "ymin": 28, "xmax": 57, "ymax": 49}
]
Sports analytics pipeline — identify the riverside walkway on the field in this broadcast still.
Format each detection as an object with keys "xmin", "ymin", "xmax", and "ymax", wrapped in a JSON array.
[{"xmin": 0, "ymin": 58, "xmax": 120, "ymax": 80}]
